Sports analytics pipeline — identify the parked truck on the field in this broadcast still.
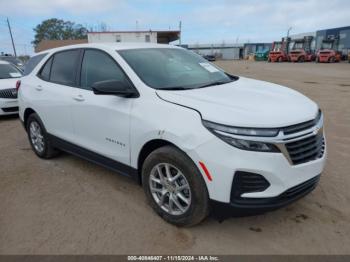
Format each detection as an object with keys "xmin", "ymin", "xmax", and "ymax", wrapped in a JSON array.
[
  {"xmin": 316, "ymin": 36, "xmax": 342, "ymax": 63},
  {"xmin": 289, "ymin": 36, "xmax": 315, "ymax": 62},
  {"xmin": 268, "ymin": 37, "xmax": 290, "ymax": 62}
]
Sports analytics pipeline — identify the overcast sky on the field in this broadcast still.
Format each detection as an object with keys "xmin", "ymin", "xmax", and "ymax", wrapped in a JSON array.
[{"xmin": 0, "ymin": 0, "xmax": 349, "ymax": 55}]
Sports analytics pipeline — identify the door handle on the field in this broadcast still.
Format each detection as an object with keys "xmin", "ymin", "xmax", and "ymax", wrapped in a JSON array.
[
  {"xmin": 35, "ymin": 85, "xmax": 43, "ymax": 91},
  {"xmin": 73, "ymin": 95, "xmax": 85, "ymax": 102}
]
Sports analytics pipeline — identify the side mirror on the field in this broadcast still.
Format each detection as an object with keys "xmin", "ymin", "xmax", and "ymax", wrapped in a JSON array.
[{"xmin": 91, "ymin": 80, "xmax": 138, "ymax": 98}]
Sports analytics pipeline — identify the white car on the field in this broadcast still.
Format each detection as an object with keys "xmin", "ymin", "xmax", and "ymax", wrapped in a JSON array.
[
  {"xmin": 0, "ymin": 60, "xmax": 22, "ymax": 115},
  {"xmin": 18, "ymin": 43, "xmax": 326, "ymax": 226}
]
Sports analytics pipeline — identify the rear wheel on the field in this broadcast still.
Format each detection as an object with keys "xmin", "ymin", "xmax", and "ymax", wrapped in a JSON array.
[
  {"xmin": 142, "ymin": 146, "xmax": 209, "ymax": 226},
  {"xmin": 329, "ymin": 56, "xmax": 336, "ymax": 63},
  {"xmin": 26, "ymin": 113, "xmax": 59, "ymax": 159}
]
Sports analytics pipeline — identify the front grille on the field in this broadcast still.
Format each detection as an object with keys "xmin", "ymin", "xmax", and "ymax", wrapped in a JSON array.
[
  {"xmin": 231, "ymin": 171, "xmax": 270, "ymax": 199},
  {"xmin": 282, "ymin": 111, "xmax": 322, "ymax": 135},
  {"xmin": 2, "ymin": 106, "xmax": 19, "ymax": 112},
  {"xmin": 0, "ymin": 88, "xmax": 18, "ymax": 99},
  {"xmin": 285, "ymin": 133, "xmax": 325, "ymax": 165}
]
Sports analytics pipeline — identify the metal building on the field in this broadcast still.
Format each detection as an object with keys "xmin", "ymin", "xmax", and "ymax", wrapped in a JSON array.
[{"xmin": 315, "ymin": 26, "xmax": 350, "ymax": 55}]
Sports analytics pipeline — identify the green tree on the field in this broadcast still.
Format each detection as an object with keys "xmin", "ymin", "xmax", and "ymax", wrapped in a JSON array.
[{"xmin": 32, "ymin": 18, "xmax": 88, "ymax": 47}]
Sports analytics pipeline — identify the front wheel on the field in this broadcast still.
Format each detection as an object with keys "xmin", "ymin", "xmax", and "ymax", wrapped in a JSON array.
[{"xmin": 142, "ymin": 146, "xmax": 209, "ymax": 226}]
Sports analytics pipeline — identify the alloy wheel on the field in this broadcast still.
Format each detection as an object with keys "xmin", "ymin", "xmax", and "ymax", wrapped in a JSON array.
[
  {"xmin": 149, "ymin": 163, "xmax": 192, "ymax": 216},
  {"xmin": 29, "ymin": 121, "xmax": 45, "ymax": 153}
]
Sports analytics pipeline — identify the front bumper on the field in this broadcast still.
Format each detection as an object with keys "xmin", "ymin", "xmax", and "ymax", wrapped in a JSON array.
[
  {"xmin": 211, "ymin": 174, "xmax": 320, "ymax": 217},
  {"xmin": 188, "ymin": 136, "xmax": 326, "ymax": 202},
  {"xmin": 186, "ymin": 113, "xmax": 327, "ymax": 206}
]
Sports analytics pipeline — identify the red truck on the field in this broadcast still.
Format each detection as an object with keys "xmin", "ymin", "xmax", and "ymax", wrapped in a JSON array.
[
  {"xmin": 289, "ymin": 36, "xmax": 316, "ymax": 62},
  {"xmin": 316, "ymin": 37, "xmax": 342, "ymax": 63},
  {"xmin": 268, "ymin": 37, "xmax": 290, "ymax": 62}
]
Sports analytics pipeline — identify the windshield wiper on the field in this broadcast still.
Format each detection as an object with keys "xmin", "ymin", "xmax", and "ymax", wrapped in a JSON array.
[
  {"xmin": 159, "ymin": 86, "xmax": 192, "ymax": 91},
  {"xmin": 196, "ymin": 81, "xmax": 231, "ymax": 89},
  {"xmin": 159, "ymin": 81, "xmax": 231, "ymax": 91}
]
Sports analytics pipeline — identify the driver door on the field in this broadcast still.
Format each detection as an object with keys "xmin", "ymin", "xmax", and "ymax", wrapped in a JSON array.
[{"xmin": 71, "ymin": 49, "xmax": 134, "ymax": 167}]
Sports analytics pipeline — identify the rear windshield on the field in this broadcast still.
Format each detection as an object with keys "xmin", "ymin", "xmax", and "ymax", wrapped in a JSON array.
[
  {"xmin": 0, "ymin": 63, "xmax": 22, "ymax": 79},
  {"xmin": 23, "ymin": 53, "xmax": 48, "ymax": 76}
]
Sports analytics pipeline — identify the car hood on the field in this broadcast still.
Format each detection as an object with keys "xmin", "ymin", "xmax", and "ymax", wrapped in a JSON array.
[
  {"xmin": 156, "ymin": 77, "xmax": 319, "ymax": 128},
  {"xmin": 0, "ymin": 78, "xmax": 18, "ymax": 90}
]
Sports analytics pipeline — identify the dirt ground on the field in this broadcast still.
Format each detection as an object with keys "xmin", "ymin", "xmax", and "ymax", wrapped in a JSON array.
[{"xmin": 1, "ymin": 61, "xmax": 349, "ymax": 255}]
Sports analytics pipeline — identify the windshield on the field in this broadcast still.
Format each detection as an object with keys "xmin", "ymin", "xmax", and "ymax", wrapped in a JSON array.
[
  {"xmin": 321, "ymin": 42, "xmax": 333, "ymax": 49},
  {"xmin": 293, "ymin": 42, "xmax": 304, "ymax": 49},
  {"xmin": 118, "ymin": 48, "xmax": 233, "ymax": 90},
  {"xmin": 0, "ymin": 63, "xmax": 23, "ymax": 79},
  {"xmin": 273, "ymin": 43, "xmax": 282, "ymax": 51}
]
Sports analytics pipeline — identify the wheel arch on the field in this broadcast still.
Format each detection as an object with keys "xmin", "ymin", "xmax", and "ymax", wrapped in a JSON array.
[
  {"xmin": 136, "ymin": 137, "xmax": 207, "ymax": 186},
  {"xmin": 137, "ymin": 139, "xmax": 178, "ymax": 184},
  {"xmin": 23, "ymin": 108, "xmax": 37, "ymax": 129}
]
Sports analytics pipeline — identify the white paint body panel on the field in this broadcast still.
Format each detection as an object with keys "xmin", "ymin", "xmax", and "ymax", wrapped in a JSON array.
[{"xmin": 18, "ymin": 43, "xmax": 327, "ymax": 204}]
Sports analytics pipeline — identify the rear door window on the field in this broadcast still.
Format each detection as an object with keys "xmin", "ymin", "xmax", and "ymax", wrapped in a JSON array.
[{"xmin": 50, "ymin": 50, "xmax": 80, "ymax": 86}]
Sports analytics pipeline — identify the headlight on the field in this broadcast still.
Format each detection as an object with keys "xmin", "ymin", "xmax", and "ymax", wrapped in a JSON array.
[
  {"xmin": 202, "ymin": 120, "xmax": 280, "ymax": 152},
  {"xmin": 202, "ymin": 120, "xmax": 279, "ymax": 137}
]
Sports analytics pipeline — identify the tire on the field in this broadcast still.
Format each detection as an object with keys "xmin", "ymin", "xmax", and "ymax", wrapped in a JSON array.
[
  {"xmin": 316, "ymin": 57, "xmax": 319, "ymax": 63},
  {"xmin": 142, "ymin": 146, "xmax": 209, "ymax": 226},
  {"xmin": 26, "ymin": 113, "xmax": 59, "ymax": 159},
  {"xmin": 267, "ymin": 57, "xmax": 271, "ymax": 63},
  {"xmin": 329, "ymin": 56, "xmax": 335, "ymax": 63},
  {"xmin": 298, "ymin": 56, "xmax": 305, "ymax": 63},
  {"xmin": 278, "ymin": 56, "xmax": 283, "ymax": 63}
]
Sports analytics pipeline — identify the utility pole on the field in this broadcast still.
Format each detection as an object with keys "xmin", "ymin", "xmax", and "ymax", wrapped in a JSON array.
[
  {"xmin": 287, "ymin": 27, "xmax": 292, "ymax": 39},
  {"xmin": 7, "ymin": 18, "xmax": 17, "ymax": 57},
  {"xmin": 179, "ymin": 21, "xmax": 182, "ymax": 45}
]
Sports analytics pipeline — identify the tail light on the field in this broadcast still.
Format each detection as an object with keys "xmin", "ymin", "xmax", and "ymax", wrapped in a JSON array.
[{"xmin": 16, "ymin": 80, "xmax": 21, "ymax": 91}]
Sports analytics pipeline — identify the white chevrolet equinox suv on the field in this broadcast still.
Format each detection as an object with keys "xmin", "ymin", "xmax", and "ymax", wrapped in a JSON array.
[{"xmin": 19, "ymin": 43, "xmax": 326, "ymax": 226}]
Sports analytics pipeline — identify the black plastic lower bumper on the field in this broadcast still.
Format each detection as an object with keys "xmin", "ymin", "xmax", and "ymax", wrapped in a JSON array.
[{"xmin": 211, "ymin": 175, "xmax": 321, "ymax": 219}]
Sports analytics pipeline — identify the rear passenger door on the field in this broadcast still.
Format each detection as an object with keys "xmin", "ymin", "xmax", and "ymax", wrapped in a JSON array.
[
  {"xmin": 35, "ymin": 49, "xmax": 80, "ymax": 142},
  {"xmin": 71, "ymin": 49, "xmax": 134, "ymax": 166}
]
